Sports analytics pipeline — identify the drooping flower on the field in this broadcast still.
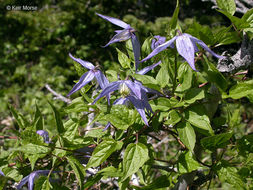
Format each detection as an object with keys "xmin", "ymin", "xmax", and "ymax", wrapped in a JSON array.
[
  {"xmin": 17, "ymin": 170, "xmax": 51, "ymax": 190},
  {"xmin": 96, "ymin": 13, "xmax": 140, "ymax": 71},
  {"xmin": 36, "ymin": 130, "xmax": 50, "ymax": 144},
  {"xmin": 151, "ymin": 35, "xmax": 166, "ymax": 50},
  {"xmin": 67, "ymin": 53, "xmax": 110, "ymax": 102},
  {"xmin": 141, "ymin": 32, "xmax": 225, "ymax": 71},
  {"xmin": 92, "ymin": 80, "xmax": 153, "ymax": 126}
]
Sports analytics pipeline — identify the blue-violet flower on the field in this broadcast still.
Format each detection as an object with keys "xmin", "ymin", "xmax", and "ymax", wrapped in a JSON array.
[
  {"xmin": 36, "ymin": 130, "xmax": 50, "ymax": 144},
  {"xmin": 93, "ymin": 80, "xmax": 153, "ymax": 126},
  {"xmin": 96, "ymin": 13, "xmax": 140, "ymax": 71},
  {"xmin": 141, "ymin": 32, "xmax": 225, "ymax": 71},
  {"xmin": 67, "ymin": 53, "xmax": 110, "ymax": 102},
  {"xmin": 17, "ymin": 170, "xmax": 51, "ymax": 190}
]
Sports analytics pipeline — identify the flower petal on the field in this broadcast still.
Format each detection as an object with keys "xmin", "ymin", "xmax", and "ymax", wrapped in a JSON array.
[
  {"xmin": 94, "ymin": 70, "xmax": 110, "ymax": 104},
  {"xmin": 140, "ymin": 36, "xmax": 177, "ymax": 63},
  {"xmin": 113, "ymin": 97, "xmax": 129, "ymax": 105},
  {"xmin": 176, "ymin": 34, "xmax": 196, "ymax": 71},
  {"xmin": 131, "ymin": 33, "xmax": 141, "ymax": 71},
  {"xmin": 36, "ymin": 130, "xmax": 50, "ymax": 144},
  {"xmin": 125, "ymin": 80, "xmax": 142, "ymax": 99},
  {"xmin": 102, "ymin": 29, "xmax": 132, "ymax": 47},
  {"xmin": 136, "ymin": 61, "xmax": 161, "ymax": 75},
  {"xmin": 151, "ymin": 35, "xmax": 166, "ymax": 50},
  {"xmin": 96, "ymin": 13, "xmax": 130, "ymax": 29},
  {"xmin": 67, "ymin": 71, "xmax": 95, "ymax": 96},
  {"xmin": 127, "ymin": 96, "xmax": 149, "ymax": 126},
  {"xmin": 17, "ymin": 175, "xmax": 30, "ymax": 189},
  {"xmin": 92, "ymin": 81, "xmax": 122, "ymax": 104},
  {"xmin": 69, "ymin": 53, "xmax": 95, "ymax": 70},
  {"xmin": 187, "ymin": 34, "xmax": 226, "ymax": 59},
  {"xmin": 0, "ymin": 170, "xmax": 4, "ymax": 176}
]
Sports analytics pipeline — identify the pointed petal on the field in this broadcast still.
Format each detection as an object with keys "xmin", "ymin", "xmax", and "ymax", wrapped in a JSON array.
[
  {"xmin": 94, "ymin": 70, "xmax": 110, "ymax": 105},
  {"xmin": 17, "ymin": 175, "xmax": 30, "ymax": 189},
  {"xmin": 69, "ymin": 53, "xmax": 95, "ymax": 70},
  {"xmin": 94, "ymin": 70, "xmax": 109, "ymax": 89},
  {"xmin": 125, "ymin": 80, "xmax": 142, "ymax": 99},
  {"xmin": 96, "ymin": 13, "xmax": 130, "ymax": 29},
  {"xmin": 127, "ymin": 96, "xmax": 149, "ymax": 126},
  {"xmin": 28, "ymin": 173, "xmax": 37, "ymax": 190},
  {"xmin": 137, "ymin": 61, "xmax": 161, "ymax": 75},
  {"xmin": 187, "ymin": 34, "xmax": 226, "ymax": 59},
  {"xmin": 67, "ymin": 71, "xmax": 95, "ymax": 96},
  {"xmin": 113, "ymin": 97, "xmax": 129, "ymax": 105},
  {"xmin": 131, "ymin": 33, "xmax": 141, "ymax": 71},
  {"xmin": 92, "ymin": 81, "xmax": 122, "ymax": 104},
  {"xmin": 140, "ymin": 36, "xmax": 177, "ymax": 63},
  {"xmin": 103, "ymin": 122, "xmax": 111, "ymax": 131},
  {"xmin": 176, "ymin": 34, "xmax": 197, "ymax": 71},
  {"xmin": 103, "ymin": 29, "xmax": 132, "ymax": 47}
]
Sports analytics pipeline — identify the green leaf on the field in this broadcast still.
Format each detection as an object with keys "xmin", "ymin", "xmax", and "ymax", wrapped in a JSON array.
[
  {"xmin": 201, "ymin": 132, "xmax": 233, "ymax": 151},
  {"xmin": 178, "ymin": 151, "xmax": 200, "ymax": 173},
  {"xmin": 116, "ymin": 48, "xmax": 131, "ymax": 69},
  {"xmin": 63, "ymin": 119, "xmax": 78, "ymax": 141},
  {"xmin": 218, "ymin": 10, "xmax": 249, "ymax": 29},
  {"xmin": 164, "ymin": 109, "xmax": 181, "ymax": 125},
  {"xmin": 156, "ymin": 62, "xmax": 170, "ymax": 88},
  {"xmin": 86, "ymin": 139, "xmax": 120, "ymax": 168},
  {"xmin": 177, "ymin": 122, "xmax": 196, "ymax": 152},
  {"xmin": 48, "ymin": 101, "xmax": 64, "ymax": 134},
  {"xmin": 176, "ymin": 63, "xmax": 193, "ymax": 92},
  {"xmin": 185, "ymin": 88, "xmax": 205, "ymax": 104},
  {"xmin": 141, "ymin": 37, "xmax": 152, "ymax": 56},
  {"xmin": 86, "ymin": 128, "xmax": 107, "ymax": 138},
  {"xmin": 17, "ymin": 143, "xmax": 50, "ymax": 155},
  {"xmin": 136, "ymin": 175, "xmax": 170, "ymax": 190},
  {"xmin": 216, "ymin": 0, "xmax": 236, "ymax": 15},
  {"xmin": 98, "ymin": 166, "xmax": 123, "ymax": 177},
  {"xmin": 35, "ymin": 176, "xmax": 52, "ymax": 190},
  {"xmin": 20, "ymin": 130, "xmax": 45, "ymax": 145},
  {"xmin": 33, "ymin": 104, "xmax": 44, "ymax": 130},
  {"xmin": 229, "ymin": 80, "xmax": 253, "ymax": 99},
  {"xmin": 242, "ymin": 8, "xmax": 253, "ymax": 35},
  {"xmin": 9, "ymin": 105, "xmax": 29, "ymax": 129},
  {"xmin": 122, "ymin": 143, "xmax": 149, "ymax": 181},
  {"xmin": 101, "ymin": 105, "xmax": 137, "ymax": 130},
  {"xmin": 133, "ymin": 74, "xmax": 158, "ymax": 90},
  {"xmin": 169, "ymin": 0, "xmax": 179, "ymax": 31},
  {"xmin": 150, "ymin": 97, "xmax": 171, "ymax": 111},
  {"xmin": 83, "ymin": 173, "xmax": 103, "ymax": 189},
  {"xmin": 67, "ymin": 155, "xmax": 86, "ymax": 189},
  {"xmin": 185, "ymin": 105, "xmax": 214, "ymax": 136},
  {"xmin": 202, "ymin": 56, "xmax": 228, "ymax": 91},
  {"xmin": 64, "ymin": 97, "xmax": 88, "ymax": 113},
  {"xmin": 216, "ymin": 160, "xmax": 245, "ymax": 189}
]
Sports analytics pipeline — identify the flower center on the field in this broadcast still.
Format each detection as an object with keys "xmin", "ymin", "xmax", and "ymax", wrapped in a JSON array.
[{"xmin": 119, "ymin": 83, "xmax": 130, "ymax": 97}]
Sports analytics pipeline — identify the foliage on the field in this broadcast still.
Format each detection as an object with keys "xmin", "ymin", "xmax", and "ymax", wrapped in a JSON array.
[{"xmin": 1, "ymin": 0, "xmax": 253, "ymax": 189}]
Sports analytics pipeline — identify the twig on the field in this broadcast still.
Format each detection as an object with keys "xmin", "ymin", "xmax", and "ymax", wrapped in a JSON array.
[{"xmin": 45, "ymin": 84, "xmax": 71, "ymax": 104}]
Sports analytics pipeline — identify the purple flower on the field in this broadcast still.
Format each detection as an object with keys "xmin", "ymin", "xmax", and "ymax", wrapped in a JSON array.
[
  {"xmin": 0, "ymin": 170, "xmax": 4, "ymax": 176},
  {"xmin": 136, "ymin": 61, "xmax": 162, "ymax": 75},
  {"xmin": 17, "ymin": 170, "xmax": 51, "ymax": 190},
  {"xmin": 151, "ymin": 35, "xmax": 166, "ymax": 50},
  {"xmin": 93, "ymin": 80, "xmax": 153, "ymax": 126},
  {"xmin": 141, "ymin": 33, "xmax": 225, "ymax": 71},
  {"xmin": 68, "ymin": 53, "xmax": 110, "ymax": 102},
  {"xmin": 96, "ymin": 13, "xmax": 140, "ymax": 71},
  {"xmin": 36, "ymin": 130, "xmax": 50, "ymax": 144}
]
